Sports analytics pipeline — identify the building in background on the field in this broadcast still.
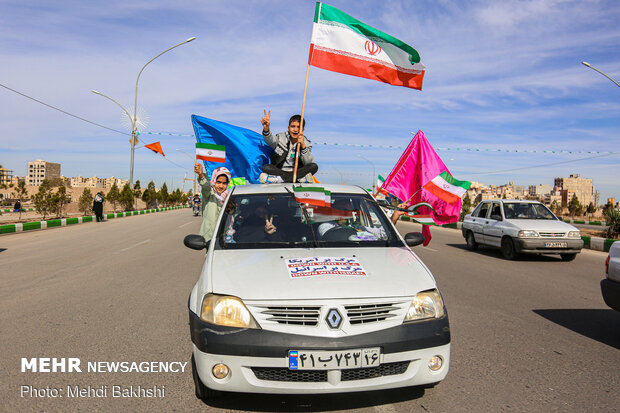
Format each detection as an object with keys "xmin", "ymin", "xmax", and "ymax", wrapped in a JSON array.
[
  {"xmin": 528, "ymin": 184, "xmax": 552, "ymax": 201},
  {"xmin": 0, "ymin": 167, "xmax": 14, "ymax": 185},
  {"xmin": 554, "ymin": 174, "xmax": 598, "ymax": 207},
  {"xmin": 27, "ymin": 160, "xmax": 61, "ymax": 186}
]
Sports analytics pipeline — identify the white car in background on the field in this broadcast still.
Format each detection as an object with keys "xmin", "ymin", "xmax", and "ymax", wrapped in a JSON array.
[
  {"xmin": 462, "ymin": 199, "xmax": 583, "ymax": 261},
  {"xmin": 184, "ymin": 184, "xmax": 450, "ymax": 399},
  {"xmin": 602, "ymin": 241, "xmax": 620, "ymax": 311}
]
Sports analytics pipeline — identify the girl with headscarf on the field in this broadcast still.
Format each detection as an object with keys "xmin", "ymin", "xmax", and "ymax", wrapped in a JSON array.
[{"xmin": 194, "ymin": 162, "xmax": 231, "ymax": 241}]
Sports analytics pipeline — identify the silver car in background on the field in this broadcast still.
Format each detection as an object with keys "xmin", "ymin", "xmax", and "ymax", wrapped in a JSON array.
[{"xmin": 462, "ymin": 200, "xmax": 583, "ymax": 260}]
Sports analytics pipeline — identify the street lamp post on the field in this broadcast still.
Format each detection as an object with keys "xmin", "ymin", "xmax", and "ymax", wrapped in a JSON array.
[
  {"xmin": 176, "ymin": 149, "xmax": 197, "ymax": 194},
  {"xmin": 94, "ymin": 37, "xmax": 196, "ymax": 188},
  {"xmin": 357, "ymin": 155, "xmax": 376, "ymax": 193},
  {"xmin": 581, "ymin": 62, "xmax": 620, "ymax": 88}
]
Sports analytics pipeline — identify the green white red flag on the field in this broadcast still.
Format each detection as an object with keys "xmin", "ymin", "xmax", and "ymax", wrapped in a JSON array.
[
  {"xmin": 376, "ymin": 174, "xmax": 389, "ymax": 196},
  {"xmin": 423, "ymin": 171, "xmax": 471, "ymax": 205},
  {"xmin": 196, "ymin": 143, "xmax": 226, "ymax": 163},
  {"xmin": 406, "ymin": 202, "xmax": 436, "ymax": 225},
  {"xmin": 309, "ymin": 2, "xmax": 425, "ymax": 90},
  {"xmin": 293, "ymin": 186, "xmax": 330, "ymax": 207}
]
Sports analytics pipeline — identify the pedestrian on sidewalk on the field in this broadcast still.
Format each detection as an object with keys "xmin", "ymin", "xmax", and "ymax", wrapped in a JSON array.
[{"xmin": 93, "ymin": 192, "xmax": 105, "ymax": 222}]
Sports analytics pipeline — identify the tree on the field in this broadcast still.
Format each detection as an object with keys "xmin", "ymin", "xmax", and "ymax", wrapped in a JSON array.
[
  {"xmin": 604, "ymin": 207, "xmax": 620, "ymax": 239},
  {"xmin": 142, "ymin": 181, "xmax": 158, "ymax": 209},
  {"xmin": 119, "ymin": 183, "xmax": 134, "ymax": 211},
  {"xmin": 550, "ymin": 200, "xmax": 561, "ymax": 216},
  {"xmin": 107, "ymin": 183, "xmax": 120, "ymax": 212},
  {"xmin": 568, "ymin": 195, "xmax": 582, "ymax": 218},
  {"xmin": 159, "ymin": 182, "xmax": 169, "ymax": 207},
  {"xmin": 14, "ymin": 180, "xmax": 28, "ymax": 220},
  {"xmin": 78, "ymin": 188, "xmax": 94, "ymax": 216},
  {"xmin": 49, "ymin": 186, "xmax": 70, "ymax": 218},
  {"xmin": 460, "ymin": 193, "xmax": 472, "ymax": 221},
  {"xmin": 133, "ymin": 180, "xmax": 142, "ymax": 208},
  {"xmin": 586, "ymin": 202, "xmax": 596, "ymax": 220},
  {"xmin": 32, "ymin": 180, "xmax": 54, "ymax": 219}
]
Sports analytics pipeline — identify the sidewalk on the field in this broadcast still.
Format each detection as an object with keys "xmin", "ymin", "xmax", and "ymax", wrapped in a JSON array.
[{"xmin": 0, "ymin": 206, "xmax": 188, "ymax": 235}]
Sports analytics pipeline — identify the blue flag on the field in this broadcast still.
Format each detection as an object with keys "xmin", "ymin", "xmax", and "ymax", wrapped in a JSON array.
[{"xmin": 191, "ymin": 115, "xmax": 273, "ymax": 184}]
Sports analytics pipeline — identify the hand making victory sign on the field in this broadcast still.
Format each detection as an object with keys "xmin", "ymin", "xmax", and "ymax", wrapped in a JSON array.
[
  {"xmin": 261, "ymin": 109, "xmax": 271, "ymax": 133},
  {"xmin": 264, "ymin": 216, "xmax": 277, "ymax": 234}
]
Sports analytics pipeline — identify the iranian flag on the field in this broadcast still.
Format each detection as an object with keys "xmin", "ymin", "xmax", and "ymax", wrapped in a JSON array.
[
  {"xmin": 196, "ymin": 143, "xmax": 226, "ymax": 163},
  {"xmin": 410, "ymin": 215, "xmax": 436, "ymax": 226},
  {"xmin": 376, "ymin": 174, "xmax": 389, "ymax": 196},
  {"xmin": 423, "ymin": 171, "xmax": 471, "ymax": 205},
  {"xmin": 407, "ymin": 202, "xmax": 436, "ymax": 225},
  {"xmin": 293, "ymin": 186, "xmax": 329, "ymax": 207},
  {"xmin": 309, "ymin": 3, "xmax": 425, "ymax": 90}
]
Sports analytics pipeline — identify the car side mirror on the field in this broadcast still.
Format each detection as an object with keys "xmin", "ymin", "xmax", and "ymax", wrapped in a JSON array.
[
  {"xmin": 184, "ymin": 234, "xmax": 209, "ymax": 250},
  {"xmin": 491, "ymin": 214, "xmax": 502, "ymax": 221},
  {"xmin": 404, "ymin": 232, "xmax": 425, "ymax": 247}
]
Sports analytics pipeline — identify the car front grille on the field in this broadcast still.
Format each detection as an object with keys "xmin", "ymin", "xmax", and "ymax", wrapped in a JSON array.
[
  {"xmin": 251, "ymin": 361, "xmax": 410, "ymax": 383},
  {"xmin": 256, "ymin": 301, "xmax": 404, "ymax": 327},
  {"xmin": 345, "ymin": 303, "xmax": 400, "ymax": 324},
  {"xmin": 251, "ymin": 367, "xmax": 327, "ymax": 382},
  {"xmin": 260, "ymin": 306, "xmax": 321, "ymax": 326},
  {"xmin": 539, "ymin": 232, "xmax": 566, "ymax": 237},
  {"xmin": 341, "ymin": 361, "xmax": 410, "ymax": 381}
]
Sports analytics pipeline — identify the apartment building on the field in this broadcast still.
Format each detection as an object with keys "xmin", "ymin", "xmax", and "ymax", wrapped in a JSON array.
[
  {"xmin": 554, "ymin": 174, "xmax": 599, "ymax": 207},
  {"xmin": 27, "ymin": 160, "xmax": 61, "ymax": 186}
]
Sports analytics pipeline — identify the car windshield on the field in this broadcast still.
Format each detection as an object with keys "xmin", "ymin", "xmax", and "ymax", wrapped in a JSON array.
[
  {"xmin": 503, "ymin": 202, "xmax": 556, "ymax": 220},
  {"xmin": 216, "ymin": 191, "xmax": 403, "ymax": 249}
]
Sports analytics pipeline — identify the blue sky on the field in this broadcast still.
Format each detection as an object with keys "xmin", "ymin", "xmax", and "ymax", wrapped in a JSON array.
[{"xmin": 1, "ymin": 0, "xmax": 619, "ymax": 202}]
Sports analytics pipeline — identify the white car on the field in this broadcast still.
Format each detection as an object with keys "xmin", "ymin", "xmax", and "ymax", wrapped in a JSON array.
[
  {"xmin": 462, "ymin": 199, "xmax": 583, "ymax": 261},
  {"xmin": 602, "ymin": 241, "xmax": 620, "ymax": 311},
  {"xmin": 184, "ymin": 184, "xmax": 450, "ymax": 399}
]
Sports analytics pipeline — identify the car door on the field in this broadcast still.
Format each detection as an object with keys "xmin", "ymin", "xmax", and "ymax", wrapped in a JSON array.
[
  {"xmin": 469, "ymin": 202, "xmax": 490, "ymax": 244},
  {"xmin": 483, "ymin": 202, "xmax": 504, "ymax": 247}
]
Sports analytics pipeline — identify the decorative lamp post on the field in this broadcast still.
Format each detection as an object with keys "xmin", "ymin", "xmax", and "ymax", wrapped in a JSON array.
[
  {"xmin": 93, "ymin": 37, "xmax": 196, "ymax": 188},
  {"xmin": 581, "ymin": 62, "xmax": 620, "ymax": 88}
]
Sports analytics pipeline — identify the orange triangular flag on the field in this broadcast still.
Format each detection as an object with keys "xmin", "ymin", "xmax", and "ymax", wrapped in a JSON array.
[
  {"xmin": 145, "ymin": 142, "xmax": 165, "ymax": 156},
  {"xmin": 312, "ymin": 175, "xmax": 321, "ymax": 184}
]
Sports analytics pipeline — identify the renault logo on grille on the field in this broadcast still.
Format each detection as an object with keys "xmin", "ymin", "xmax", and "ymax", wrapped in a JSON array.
[{"xmin": 325, "ymin": 308, "xmax": 343, "ymax": 329}]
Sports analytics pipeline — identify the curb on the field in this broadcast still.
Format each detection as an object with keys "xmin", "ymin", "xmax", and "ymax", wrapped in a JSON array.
[
  {"xmin": 0, "ymin": 206, "xmax": 188, "ymax": 235},
  {"xmin": 400, "ymin": 217, "xmax": 618, "ymax": 253}
]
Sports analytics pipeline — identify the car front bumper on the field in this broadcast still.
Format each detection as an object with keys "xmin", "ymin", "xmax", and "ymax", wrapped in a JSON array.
[
  {"xmin": 189, "ymin": 310, "xmax": 450, "ymax": 394},
  {"xmin": 513, "ymin": 238, "xmax": 583, "ymax": 254},
  {"xmin": 601, "ymin": 278, "xmax": 620, "ymax": 311}
]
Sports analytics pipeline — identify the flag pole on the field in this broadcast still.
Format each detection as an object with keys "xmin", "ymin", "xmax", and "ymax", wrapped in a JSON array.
[{"xmin": 293, "ymin": 63, "xmax": 311, "ymax": 183}]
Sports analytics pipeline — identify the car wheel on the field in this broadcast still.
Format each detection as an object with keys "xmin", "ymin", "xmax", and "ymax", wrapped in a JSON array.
[
  {"xmin": 501, "ymin": 237, "xmax": 517, "ymax": 260},
  {"xmin": 191, "ymin": 354, "xmax": 220, "ymax": 400},
  {"xmin": 560, "ymin": 253, "xmax": 577, "ymax": 261},
  {"xmin": 466, "ymin": 231, "xmax": 478, "ymax": 251}
]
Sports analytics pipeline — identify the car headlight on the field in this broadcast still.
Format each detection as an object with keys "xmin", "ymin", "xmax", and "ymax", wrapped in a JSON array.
[
  {"xmin": 568, "ymin": 231, "xmax": 581, "ymax": 238},
  {"xmin": 200, "ymin": 294, "xmax": 260, "ymax": 329},
  {"xmin": 518, "ymin": 230, "xmax": 539, "ymax": 238},
  {"xmin": 404, "ymin": 289, "xmax": 445, "ymax": 322}
]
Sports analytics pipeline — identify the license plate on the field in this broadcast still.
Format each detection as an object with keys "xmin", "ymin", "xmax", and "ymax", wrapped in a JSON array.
[
  {"xmin": 288, "ymin": 348, "xmax": 381, "ymax": 370},
  {"xmin": 544, "ymin": 242, "xmax": 567, "ymax": 248}
]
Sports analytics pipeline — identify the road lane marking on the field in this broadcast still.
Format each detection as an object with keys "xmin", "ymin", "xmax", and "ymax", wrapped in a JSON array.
[
  {"xmin": 115, "ymin": 239, "xmax": 151, "ymax": 253},
  {"xmin": 423, "ymin": 247, "xmax": 438, "ymax": 252},
  {"xmin": 178, "ymin": 222, "xmax": 194, "ymax": 228}
]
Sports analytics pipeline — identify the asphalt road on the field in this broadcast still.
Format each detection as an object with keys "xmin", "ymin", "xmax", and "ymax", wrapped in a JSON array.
[{"xmin": 1, "ymin": 211, "xmax": 618, "ymax": 412}]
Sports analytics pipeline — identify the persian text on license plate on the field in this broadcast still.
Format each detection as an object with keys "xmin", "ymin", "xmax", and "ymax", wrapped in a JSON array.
[
  {"xmin": 288, "ymin": 348, "xmax": 381, "ymax": 370},
  {"xmin": 544, "ymin": 242, "xmax": 567, "ymax": 248}
]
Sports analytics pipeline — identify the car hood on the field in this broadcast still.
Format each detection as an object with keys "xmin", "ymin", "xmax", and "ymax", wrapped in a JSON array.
[
  {"xmin": 208, "ymin": 247, "xmax": 436, "ymax": 300},
  {"xmin": 504, "ymin": 219, "xmax": 578, "ymax": 232}
]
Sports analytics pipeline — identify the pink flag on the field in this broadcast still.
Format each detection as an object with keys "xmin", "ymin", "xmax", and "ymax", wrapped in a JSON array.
[{"xmin": 382, "ymin": 131, "xmax": 462, "ymax": 243}]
